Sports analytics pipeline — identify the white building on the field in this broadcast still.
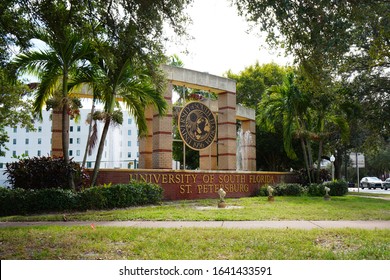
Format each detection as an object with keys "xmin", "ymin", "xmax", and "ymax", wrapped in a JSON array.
[{"xmin": 0, "ymin": 107, "xmax": 140, "ymax": 186}]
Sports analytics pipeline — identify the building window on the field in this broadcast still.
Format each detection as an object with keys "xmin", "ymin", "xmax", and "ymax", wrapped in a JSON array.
[
  {"xmin": 13, "ymin": 139, "xmax": 16, "ymax": 145},
  {"xmin": 127, "ymin": 141, "xmax": 131, "ymax": 147},
  {"xmin": 38, "ymin": 126, "xmax": 42, "ymax": 132},
  {"xmin": 77, "ymin": 126, "xmax": 81, "ymax": 132},
  {"xmin": 24, "ymin": 150, "xmax": 29, "ymax": 156},
  {"xmin": 13, "ymin": 127, "xmax": 17, "ymax": 133},
  {"xmin": 128, "ymin": 152, "xmax": 131, "ymax": 158},
  {"xmin": 38, "ymin": 138, "xmax": 42, "ymax": 144},
  {"xmin": 70, "ymin": 126, "xmax": 73, "ymax": 132},
  {"xmin": 70, "ymin": 138, "xmax": 73, "ymax": 144},
  {"xmin": 87, "ymin": 162, "xmax": 92, "ymax": 168},
  {"xmin": 128, "ymin": 118, "xmax": 132, "ymax": 124},
  {"xmin": 128, "ymin": 129, "xmax": 132, "ymax": 135},
  {"xmin": 77, "ymin": 138, "xmax": 80, "ymax": 144},
  {"xmin": 69, "ymin": 150, "xmax": 73, "ymax": 156},
  {"xmin": 0, "ymin": 163, "xmax": 3, "ymax": 168},
  {"xmin": 26, "ymin": 128, "xmax": 29, "ymax": 133},
  {"xmin": 25, "ymin": 138, "xmax": 29, "ymax": 145},
  {"xmin": 76, "ymin": 150, "xmax": 80, "ymax": 156},
  {"xmin": 12, "ymin": 151, "xmax": 16, "ymax": 157},
  {"xmin": 37, "ymin": 150, "xmax": 41, "ymax": 156}
]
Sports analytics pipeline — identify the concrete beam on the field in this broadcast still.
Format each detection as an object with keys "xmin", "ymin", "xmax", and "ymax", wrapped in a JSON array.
[{"xmin": 162, "ymin": 65, "xmax": 236, "ymax": 94}]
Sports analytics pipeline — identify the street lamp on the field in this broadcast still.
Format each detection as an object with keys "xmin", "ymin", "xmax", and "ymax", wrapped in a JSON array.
[{"xmin": 330, "ymin": 155, "xmax": 335, "ymax": 181}]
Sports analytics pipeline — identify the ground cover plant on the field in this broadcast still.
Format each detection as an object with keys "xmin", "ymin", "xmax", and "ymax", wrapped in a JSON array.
[{"xmin": 0, "ymin": 226, "xmax": 388, "ymax": 260}]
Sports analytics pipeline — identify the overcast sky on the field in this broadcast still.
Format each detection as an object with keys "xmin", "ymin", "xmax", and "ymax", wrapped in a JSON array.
[{"xmin": 164, "ymin": 0, "xmax": 293, "ymax": 76}]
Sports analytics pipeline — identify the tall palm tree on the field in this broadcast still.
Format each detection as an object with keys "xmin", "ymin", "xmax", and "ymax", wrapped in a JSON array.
[
  {"xmin": 257, "ymin": 72, "xmax": 313, "ymax": 182},
  {"xmin": 13, "ymin": 27, "xmax": 93, "ymax": 189},
  {"xmin": 88, "ymin": 53, "xmax": 167, "ymax": 186}
]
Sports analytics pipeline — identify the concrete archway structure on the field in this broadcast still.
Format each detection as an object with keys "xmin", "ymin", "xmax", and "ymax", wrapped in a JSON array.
[{"xmin": 139, "ymin": 65, "xmax": 256, "ymax": 171}]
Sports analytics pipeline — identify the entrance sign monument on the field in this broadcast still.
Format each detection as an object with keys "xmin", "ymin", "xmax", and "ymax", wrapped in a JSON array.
[{"xmin": 93, "ymin": 65, "xmax": 295, "ymax": 200}]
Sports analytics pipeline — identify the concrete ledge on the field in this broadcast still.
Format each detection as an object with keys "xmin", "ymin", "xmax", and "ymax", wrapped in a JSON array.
[{"xmin": 162, "ymin": 65, "xmax": 236, "ymax": 94}]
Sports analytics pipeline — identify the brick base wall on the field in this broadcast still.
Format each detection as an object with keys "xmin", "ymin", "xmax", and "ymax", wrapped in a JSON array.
[{"xmin": 87, "ymin": 169, "xmax": 296, "ymax": 200}]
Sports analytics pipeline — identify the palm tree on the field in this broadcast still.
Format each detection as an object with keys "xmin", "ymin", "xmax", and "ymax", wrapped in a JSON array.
[
  {"xmin": 257, "ymin": 72, "xmax": 313, "ymax": 182},
  {"xmin": 88, "ymin": 53, "xmax": 167, "ymax": 186},
  {"xmin": 13, "ymin": 27, "xmax": 93, "ymax": 189}
]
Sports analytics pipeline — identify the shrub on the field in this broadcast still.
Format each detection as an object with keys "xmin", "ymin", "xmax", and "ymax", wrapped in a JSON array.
[
  {"xmin": 77, "ymin": 182, "xmax": 163, "ymax": 210},
  {"xmin": 0, "ymin": 182, "xmax": 164, "ymax": 216},
  {"xmin": 307, "ymin": 183, "xmax": 324, "ymax": 196},
  {"xmin": 322, "ymin": 180, "xmax": 348, "ymax": 196},
  {"xmin": 307, "ymin": 181, "xmax": 348, "ymax": 196},
  {"xmin": 256, "ymin": 183, "xmax": 306, "ymax": 196},
  {"xmin": 273, "ymin": 183, "xmax": 307, "ymax": 196},
  {"xmin": 5, "ymin": 156, "xmax": 88, "ymax": 190}
]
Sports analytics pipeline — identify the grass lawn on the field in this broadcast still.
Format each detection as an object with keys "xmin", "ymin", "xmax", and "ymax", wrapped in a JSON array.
[
  {"xmin": 0, "ymin": 193, "xmax": 389, "ymax": 260},
  {"xmin": 1, "ymin": 226, "xmax": 389, "ymax": 260},
  {"xmin": 1, "ymin": 194, "xmax": 389, "ymax": 222}
]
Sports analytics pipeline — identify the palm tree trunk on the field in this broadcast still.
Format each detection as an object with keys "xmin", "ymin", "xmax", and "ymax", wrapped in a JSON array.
[
  {"xmin": 306, "ymin": 139, "xmax": 314, "ymax": 183},
  {"xmin": 82, "ymin": 98, "xmax": 96, "ymax": 168},
  {"xmin": 62, "ymin": 69, "xmax": 75, "ymax": 190},
  {"xmin": 316, "ymin": 139, "xmax": 323, "ymax": 183},
  {"xmin": 91, "ymin": 116, "xmax": 111, "ymax": 186},
  {"xmin": 300, "ymin": 136, "xmax": 312, "ymax": 184}
]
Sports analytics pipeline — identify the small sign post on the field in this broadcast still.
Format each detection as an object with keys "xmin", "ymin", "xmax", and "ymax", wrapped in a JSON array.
[{"xmin": 350, "ymin": 152, "xmax": 365, "ymax": 192}]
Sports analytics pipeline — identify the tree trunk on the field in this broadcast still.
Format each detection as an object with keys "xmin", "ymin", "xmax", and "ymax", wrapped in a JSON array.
[
  {"xmin": 82, "ymin": 99, "xmax": 96, "ymax": 168},
  {"xmin": 300, "ymin": 136, "xmax": 312, "ymax": 184},
  {"xmin": 91, "ymin": 116, "xmax": 111, "ymax": 186},
  {"xmin": 316, "ymin": 139, "xmax": 323, "ymax": 183},
  {"xmin": 62, "ymin": 69, "xmax": 75, "ymax": 190}
]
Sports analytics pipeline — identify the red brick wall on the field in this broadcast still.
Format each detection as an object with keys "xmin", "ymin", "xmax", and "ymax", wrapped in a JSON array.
[{"xmin": 87, "ymin": 169, "xmax": 296, "ymax": 200}]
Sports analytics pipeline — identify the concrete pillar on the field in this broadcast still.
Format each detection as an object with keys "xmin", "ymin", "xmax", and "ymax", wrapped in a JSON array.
[
  {"xmin": 152, "ymin": 83, "xmax": 173, "ymax": 169},
  {"xmin": 241, "ymin": 119, "xmax": 256, "ymax": 171},
  {"xmin": 217, "ymin": 91, "xmax": 236, "ymax": 170},
  {"xmin": 138, "ymin": 106, "xmax": 153, "ymax": 169},
  {"xmin": 199, "ymin": 141, "xmax": 217, "ymax": 170},
  {"xmin": 51, "ymin": 109, "xmax": 63, "ymax": 157}
]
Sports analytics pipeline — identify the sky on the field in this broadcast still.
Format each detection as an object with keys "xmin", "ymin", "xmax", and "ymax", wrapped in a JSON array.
[{"xmin": 164, "ymin": 0, "xmax": 293, "ymax": 76}]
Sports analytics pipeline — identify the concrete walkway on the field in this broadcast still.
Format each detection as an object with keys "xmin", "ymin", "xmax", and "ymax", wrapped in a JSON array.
[{"xmin": 1, "ymin": 220, "xmax": 390, "ymax": 229}]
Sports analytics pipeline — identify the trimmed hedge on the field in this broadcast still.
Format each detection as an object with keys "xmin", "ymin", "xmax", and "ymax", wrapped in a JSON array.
[
  {"xmin": 257, "ymin": 183, "xmax": 306, "ymax": 196},
  {"xmin": 0, "ymin": 182, "xmax": 163, "ymax": 216},
  {"xmin": 257, "ymin": 180, "xmax": 348, "ymax": 197}
]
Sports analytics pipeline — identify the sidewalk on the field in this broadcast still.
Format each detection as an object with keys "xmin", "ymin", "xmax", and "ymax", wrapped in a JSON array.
[{"xmin": 1, "ymin": 220, "xmax": 390, "ymax": 229}]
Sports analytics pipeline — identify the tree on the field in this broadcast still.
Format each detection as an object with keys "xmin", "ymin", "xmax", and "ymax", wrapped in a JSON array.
[
  {"xmin": 83, "ymin": 0, "xmax": 192, "ymax": 185},
  {"xmin": 12, "ymin": 2, "xmax": 94, "ymax": 189},
  {"xmin": 232, "ymin": 0, "xmax": 390, "ymax": 149},
  {"xmin": 0, "ymin": 70, "xmax": 34, "ymax": 156},
  {"xmin": 226, "ymin": 63, "xmax": 298, "ymax": 171}
]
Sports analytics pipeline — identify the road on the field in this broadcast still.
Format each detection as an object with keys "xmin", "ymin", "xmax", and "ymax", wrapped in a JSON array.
[{"xmin": 348, "ymin": 187, "xmax": 390, "ymax": 195}]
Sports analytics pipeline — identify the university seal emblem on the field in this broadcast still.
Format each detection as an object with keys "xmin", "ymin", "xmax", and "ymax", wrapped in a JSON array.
[{"xmin": 178, "ymin": 102, "xmax": 216, "ymax": 150}]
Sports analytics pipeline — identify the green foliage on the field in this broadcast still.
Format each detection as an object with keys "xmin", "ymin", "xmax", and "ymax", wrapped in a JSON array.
[
  {"xmin": 256, "ymin": 180, "xmax": 347, "ymax": 197},
  {"xmin": 5, "ymin": 156, "xmax": 87, "ymax": 190},
  {"xmin": 257, "ymin": 183, "xmax": 306, "ymax": 196},
  {"xmin": 0, "ymin": 182, "xmax": 163, "ymax": 216},
  {"xmin": 306, "ymin": 183, "xmax": 325, "ymax": 197},
  {"xmin": 0, "ymin": 188, "xmax": 76, "ymax": 216},
  {"xmin": 273, "ymin": 183, "xmax": 306, "ymax": 196},
  {"xmin": 322, "ymin": 180, "xmax": 348, "ymax": 196},
  {"xmin": 307, "ymin": 181, "xmax": 348, "ymax": 197}
]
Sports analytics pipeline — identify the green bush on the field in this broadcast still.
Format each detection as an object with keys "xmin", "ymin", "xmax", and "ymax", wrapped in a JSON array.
[
  {"xmin": 307, "ymin": 181, "xmax": 348, "ymax": 196},
  {"xmin": 273, "ymin": 183, "xmax": 306, "ymax": 196},
  {"xmin": 256, "ymin": 183, "xmax": 306, "ymax": 196},
  {"xmin": 307, "ymin": 183, "xmax": 324, "ymax": 196},
  {"xmin": 322, "ymin": 180, "xmax": 348, "ymax": 196},
  {"xmin": 0, "ymin": 182, "xmax": 164, "ymax": 216},
  {"xmin": 5, "ymin": 156, "xmax": 88, "ymax": 190}
]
